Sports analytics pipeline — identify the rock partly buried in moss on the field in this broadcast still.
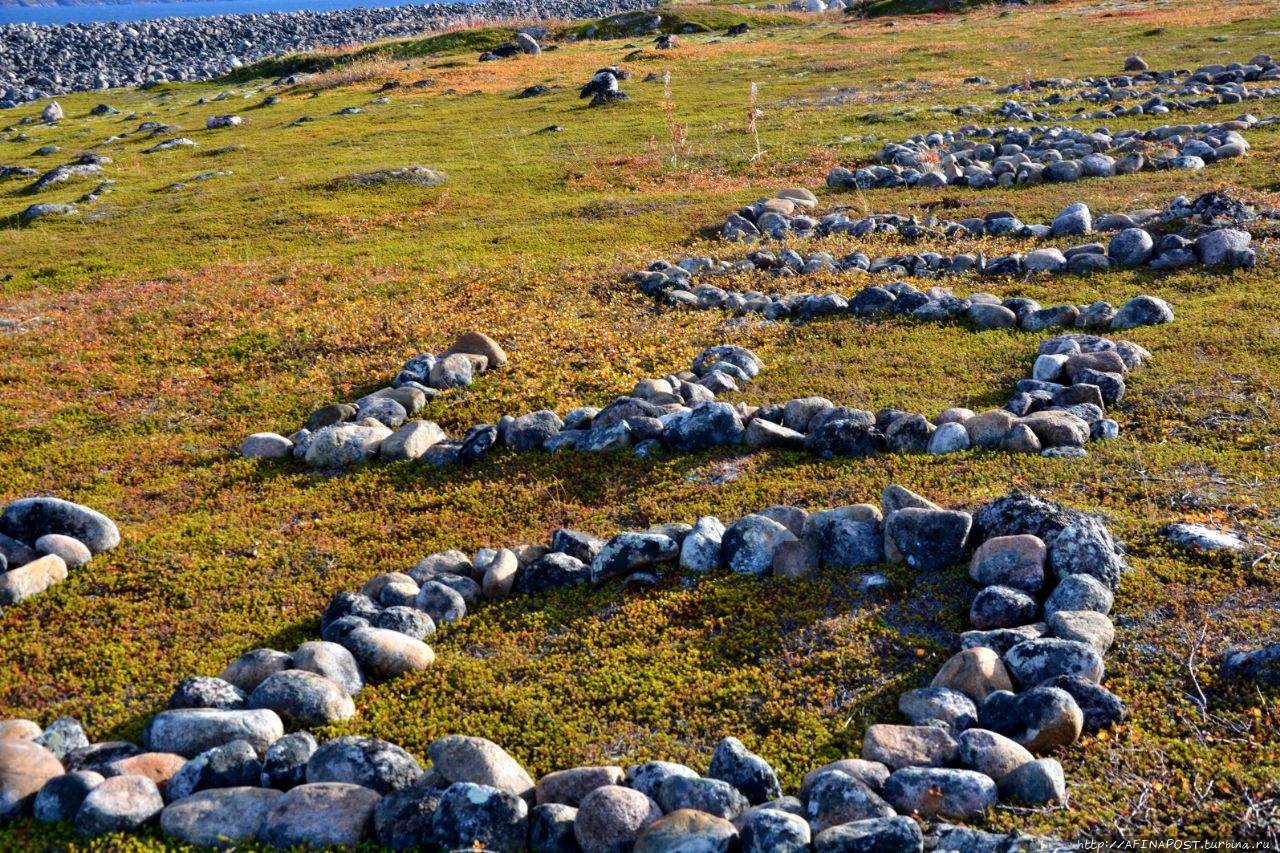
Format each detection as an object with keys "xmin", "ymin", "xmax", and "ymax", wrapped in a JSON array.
[
  {"xmin": 1219, "ymin": 644, "xmax": 1280, "ymax": 686},
  {"xmin": 335, "ymin": 166, "xmax": 446, "ymax": 187},
  {"xmin": 1162, "ymin": 522, "xmax": 1247, "ymax": 554},
  {"xmin": 158, "ymin": 786, "xmax": 283, "ymax": 848}
]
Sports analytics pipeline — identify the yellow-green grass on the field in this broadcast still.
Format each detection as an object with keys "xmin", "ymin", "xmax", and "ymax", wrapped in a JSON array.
[{"xmin": 2, "ymin": 0, "xmax": 1280, "ymax": 846}]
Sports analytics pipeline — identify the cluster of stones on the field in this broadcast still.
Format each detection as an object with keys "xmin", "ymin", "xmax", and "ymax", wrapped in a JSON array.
[
  {"xmin": 993, "ymin": 54, "xmax": 1280, "ymax": 122},
  {"xmin": 479, "ymin": 27, "xmax": 545, "ymax": 61},
  {"xmin": 239, "ymin": 331, "xmax": 508, "ymax": 466},
  {"xmin": 825, "ymin": 117, "xmax": 1267, "ymax": 191},
  {"xmin": 0, "ymin": 0, "xmax": 657, "ymax": 106},
  {"xmin": 0, "ymin": 497, "xmax": 119, "ymax": 612},
  {"xmin": 0, "ymin": 488, "xmax": 1124, "ymax": 851}
]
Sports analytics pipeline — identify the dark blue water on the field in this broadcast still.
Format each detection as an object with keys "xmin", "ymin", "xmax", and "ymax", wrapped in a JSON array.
[{"xmin": 0, "ymin": 0, "xmax": 451, "ymax": 26}]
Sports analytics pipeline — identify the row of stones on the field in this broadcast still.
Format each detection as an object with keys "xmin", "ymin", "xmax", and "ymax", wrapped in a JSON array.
[
  {"xmin": 249, "ymin": 327, "xmax": 1144, "ymax": 474},
  {"xmin": 0, "ymin": 488, "xmax": 1124, "ymax": 852},
  {"xmin": 991, "ymin": 54, "xmax": 1280, "ymax": 121},
  {"xmin": 0, "ymin": 497, "xmax": 120, "ymax": 611},
  {"xmin": 825, "ymin": 117, "xmax": 1270, "ymax": 192},
  {"xmin": 718, "ymin": 187, "xmax": 1269, "ymax": 247}
]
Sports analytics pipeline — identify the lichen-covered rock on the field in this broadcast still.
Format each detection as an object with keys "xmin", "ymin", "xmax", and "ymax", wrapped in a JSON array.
[
  {"xmin": 882, "ymin": 767, "xmax": 996, "ymax": 820},
  {"xmin": 979, "ymin": 688, "xmax": 1084, "ymax": 753},
  {"xmin": 1048, "ymin": 515, "xmax": 1126, "ymax": 590},
  {"xmin": 813, "ymin": 815, "xmax": 923, "ymax": 853},
  {"xmin": 884, "ymin": 508, "xmax": 971, "ymax": 571},
  {"xmin": 165, "ymin": 740, "xmax": 262, "ymax": 803},
  {"xmin": 591, "ymin": 532, "xmax": 679, "ymax": 582},
  {"xmin": 739, "ymin": 806, "xmax": 810, "ymax": 853},
  {"xmin": 804, "ymin": 770, "xmax": 895, "ymax": 833},
  {"xmin": 168, "ymin": 677, "xmax": 248, "ymax": 711},
  {"xmin": 159, "ymin": 786, "xmax": 282, "ymax": 848},
  {"xmin": 34, "ymin": 771, "xmax": 104, "ymax": 824},
  {"xmin": 433, "ymin": 781, "xmax": 529, "ymax": 853},
  {"xmin": 306, "ymin": 736, "xmax": 422, "ymax": 794},
  {"xmin": 655, "ymin": 775, "xmax": 749, "ymax": 821},
  {"xmin": 707, "ymin": 736, "xmax": 781, "ymax": 806},
  {"xmin": 261, "ymin": 732, "xmax": 317, "ymax": 791},
  {"xmin": 247, "ymin": 670, "xmax": 356, "ymax": 729},
  {"xmin": 259, "ymin": 782, "xmax": 380, "ymax": 850}
]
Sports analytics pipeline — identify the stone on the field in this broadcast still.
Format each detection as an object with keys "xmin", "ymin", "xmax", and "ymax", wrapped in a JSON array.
[
  {"xmin": 884, "ymin": 414, "xmax": 935, "ymax": 453},
  {"xmin": 516, "ymin": 553, "xmax": 590, "ymax": 593},
  {"xmin": 956, "ymin": 729, "xmax": 1034, "ymax": 782},
  {"xmin": 142, "ymin": 709, "xmax": 283, "ymax": 759},
  {"xmin": 342, "ymin": 626, "xmax": 434, "ymax": 680},
  {"xmin": 591, "ymin": 532, "xmax": 678, "ymax": 582},
  {"xmin": 998, "ymin": 758, "xmax": 1065, "ymax": 805},
  {"xmin": 537, "ymin": 766, "xmax": 624, "ymax": 807},
  {"xmin": 722, "ymin": 515, "xmax": 796, "ymax": 576},
  {"xmin": 979, "ymin": 687, "xmax": 1084, "ymax": 753},
  {"xmin": 1049, "ymin": 516, "xmax": 1125, "ymax": 590},
  {"xmin": 529, "ymin": 802, "xmax": 578, "ymax": 853},
  {"xmin": 483, "ymin": 548, "xmax": 519, "ymax": 600},
  {"xmin": 306, "ymin": 736, "xmax": 421, "ymax": 794},
  {"xmin": 1022, "ymin": 248, "xmax": 1067, "ymax": 274},
  {"xmin": 805, "ymin": 770, "xmax": 895, "ymax": 832},
  {"xmin": 259, "ymin": 782, "xmax": 380, "ymax": 850},
  {"xmin": 964, "ymin": 409, "xmax": 1018, "ymax": 449},
  {"xmin": 965, "ymin": 303, "xmax": 1018, "ymax": 329},
  {"xmin": 247, "ymin": 670, "xmax": 355, "ymax": 729},
  {"xmin": 799, "ymin": 760, "xmax": 889, "ymax": 800},
  {"xmin": 261, "ymin": 732, "xmax": 317, "ymax": 791},
  {"xmin": 34, "ymin": 771, "xmax": 104, "ymax": 824},
  {"xmin": 304, "ymin": 423, "xmax": 391, "ymax": 467},
  {"xmin": 168, "ymin": 677, "xmax": 247, "ymax": 711},
  {"xmin": 63, "ymin": 742, "xmax": 141, "ymax": 774},
  {"xmin": 1124, "ymin": 54, "xmax": 1148, "ymax": 71},
  {"xmin": 804, "ymin": 419, "xmax": 886, "ymax": 458},
  {"xmin": 375, "ymin": 606, "xmax": 436, "ymax": 639},
  {"xmin": 927, "ymin": 422, "xmax": 970, "ymax": 454},
  {"xmin": 508, "ymin": 410, "xmax": 565, "ymax": 451},
  {"xmin": 357, "ymin": 397, "xmax": 407, "ymax": 429},
  {"xmin": 105, "ymin": 753, "xmax": 186, "ymax": 799},
  {"xmin": 0, "ymin": 554, "xmax": 67, "ymax": 605},
  {"xmin": 159, "ymin": 786, "xmax": 282, "ymax": 849},
  {"xmin": 970, "ymin": 585, "xmax": 1038, "ymax": 631},
  {"xmin": 1050, "ymin": 202, "xmax": 1092, "ymax": 237},
  {"xmin": 1164, "ymin": 523, "xmax": 1246, "ymax": 554},
  {"xmin": 1020, "ymin": 410, "xmax": 1089, "ymax": 449},
  {"xmin": 897, "ymin": 688, "xmax": 977, "ymax": 733},
  {"xmin": 433, "ymin": 782, "xmax": 529, "ymax": 853},
  {"xmin": 33, "ymin": 533, "xmax": 91, "ymax": 567},
  {"xmin": 0, "ymin": 497, "xmax": 119, "ymax": 554},
  {"xmin": 740, "ymin": 807, "xmax": 810, "ymax": 853},
  {"xmin": 165, "ymin": 740, "xmax": 261, "ymax": 803},
  {"xmin": 443, "ymin": 331, "xmax": 508, "ymax": 368},
  {"xmin": 306, "ymin": 403, "xmax": 357, "ymax": 432},
  {"xmin": 860, "ymin": 724, "xmax": 958, "ymax": 770},
  {"xmin": 626, "ymin": 761, "xmax": 700, "ymax": 801},
  {"xmin": 381, "ymin": 420, "xmax": 447, "ymax": 461},
  {"xmin": 551, "ymin": 529, "xmax": 606, "ymax": 564},
  {"xmin": 428, "ymin": 353, "xmax": 475, "ymax": 389},
  {"xmin": 416, "ymin": 580, "xmax": 467, "ymax": 624},
  {"xmin": 428, "ymin": 735, "xmax": 535, "ymax": 801},
  {"xmin": 0, "ymin": 720, "xmax": 41, "ymax": 742},
  {"xmin": 1047, "ymin": 610, "xmax": 1114, "ymax": 654},
  {"xmin": 746, "ymin": 417, "xmax": 806, "ymax": 450},
  {"xmin": 1196, "ymin": 229, "xmax": 1251, "ymax": 267},
  {"xmin": 220, "ymin": 648, "xmax": 293, "ymax": 693},
  {"xmin": 655, "ymin": 776, "xmax": 749, "ymax": 821},
  {"xmin": 931, "ymin": 648, "xmax": 1015, "ymax": 703},
  {"xmin": 708, "ymin": 737, "xmax": 781, "ymax": 805},
  {"xmin": 635, "ymin": 809, "xmax": 738, "ymax": 853},
  {"xmin": 882, "ymin": 767, "xmax": 996, "ymax": 820},
  {"xmin": 1042, "ymin": 675, "xmax": 1127, "ymax": 733},
  {"xmin": 0, "ymin": 740, "xmax": 66, "ymax": 821},
  {"xmin": 1110, "ymin": 295, "xmax": 1174, "ymax": 330},
  {"xmin": 812, "ymin": 816, "xmax": 923, "ymax": 853},
  {"xmin": 574, "ymin": 785, "xmax": 662, "ymax": 853},
  {"xmin": 884, "ymin": 508, "xmax": 971, "ymax": 571},
  {"xmin": 663, "ymin": 403, "xmax": 745, "ymax": 451},
  {"xmin": 375, "ymin": 778, "xmax": 444, "ymax": 852},
  {"xmin": 290, "ymin": 640, "xmax": 364, "ymax": 696},
  {"xmin": 969, "ymin": 535, "xmax": 1045, "ymax": 592},
  {"xmin": 75, "ymin": 774, "xmax": 165, "ymax": 837},
  {"xmin": 1005, "ymin": 638, "xmax": 1104, "ymax": 687},
  {"xmin": 784, "ymin": 397, "xmax": 834, "ymax": 432},
  {"xmin": 680, "ymin": 516, "xmax": 726, "ymax": 572},
  {"xmin": 1045, "ymin": 573, "xmax": 1113, "ymax": 616}
]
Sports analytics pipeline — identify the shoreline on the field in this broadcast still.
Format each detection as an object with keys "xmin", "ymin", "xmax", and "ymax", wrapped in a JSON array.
[{"xmin": 0, "ymin": 0, "xmax": 653, "ymax": 107}]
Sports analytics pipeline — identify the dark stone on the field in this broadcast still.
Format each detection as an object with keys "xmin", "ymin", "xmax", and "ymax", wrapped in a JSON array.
[
  {"xmin": 655, "ymin": 775, "xmax": 749, "ymax": 821},
  {"xmin": 432, "ymin": 782, "xmax": 528, "ymax": 853},
  {"xmin": 167, "ymin": 740, "xmax": 262, "ymax": 803},
  {"xmin": 64, "ymin": 742, "xmax": 142, "ymax": 774},
  {"xmin": 1048, "ymin": 516, "xmax": 1126, "ymax": 591},
  {"xmin": 551, "ymin": 529, "xmax": 606, "ymax": 563},
  {"xmin": 663, "ymin": 403, "xmax": 745, "ymax": 452},
  {"xmin": 168, "ymin": 677, "xmax": 248, "ymax": 711},
  {"xmin": 261, "ymin": 732, "xmax": 318, "ymax": 791},
  {"xmin": 459, "ymin": 424, "xmax": 499, "ymax": 463},
  {"xmin": 306, "ymin": 736, "xmax": 422, "ymax": 794},
  {"xmin": 804, "ymin": 420, "xmax": 886, "ymax": 459},
  {"xmin": 1042, "ymin": 675, "xmax": 1128, "ymax": 732},
  {"xmin": 812, "ymin": 815, "xmax": 923, "ymax": 853},
  {"xmin": 972, "ymin": 491, "xmax": 1083, "ymax": 544},
  {"xmin": 0, "ymin": 497, "xmax": 119, "ymax": 554},
  {"xmin": 517, "ymin": 553, "xmax": 590, "ymax": 593},
  {"xmin": 707, "ymin": 737, "xmax": 781, "ymax": 806},
  {"xmin": 530, "ymin": 802, "xmax": 580, "ymax": 853},
  {"xmin": 885, "ymin": 508, "xmax": 972, "ymax": 571}
]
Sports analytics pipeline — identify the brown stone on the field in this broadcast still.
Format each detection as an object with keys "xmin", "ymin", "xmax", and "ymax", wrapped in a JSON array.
[
  {"xmin": 482, "ymin": 549, "xmax": 519, "ymax": 600},
  {"xmin": 931, "ymin": 647, "xmax": 1015, "ymax": 703},
  {"xmin": 969, "ymin": 535, "xmax": 1046, "ymax": 592},
  {"xmin": 1063, "ymin": 350, "xmax": 1127, "ymax": 381},
  {"xmin": 964, "ymin": 409, "xmax": 1019, "ymax": 449},
  {"xmin": 0, "ymin": 554, "xmax": 68, "ymax": 605},
  {"xmin": 1020, "ymin": 411, "xmax": 1090, "ymax": 449},
  {"xmin": 0, "ymin": 719, "xmax": 42, "ymax": 742},
  {"xmin": 428, "ymin": 735, "xmax": 535, "ymax": 800},
  {"xmin": 0, "ymin": 740, "xmax": 65, "ymax": 820},
  {"xmin": 574, "ymin": 786, "xmax": 662, "ymax": 853},
  {"xmin": 861, "ymin": 725, "xmax": 958, "ymax": 771},
  {"xmin": 537, "ymin": 766, "xmax": 625, "ymax": 807},
  {"xmin": 105, "ymin": 753, "xmax": 186, "ymax": 798},
  {"xmin": 443, "ymin": 331, "xmax": 508, "ymax": 368}
]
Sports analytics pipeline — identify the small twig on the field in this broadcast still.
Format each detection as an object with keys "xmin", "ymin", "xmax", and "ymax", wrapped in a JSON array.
[{"xmin": 1186, "ymin": 622, "xmax": 1210, "ymax": 716}]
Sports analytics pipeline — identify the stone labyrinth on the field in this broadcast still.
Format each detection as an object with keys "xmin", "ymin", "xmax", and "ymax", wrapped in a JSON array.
[{"xmin": 1, "ymin": 33, "xmax": 1275, "ymax": 853}]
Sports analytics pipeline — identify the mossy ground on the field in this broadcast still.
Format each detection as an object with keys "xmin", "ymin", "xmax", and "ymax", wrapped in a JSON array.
[{"xmin": 2, "ymin": 0, "xmax": 1280, "ymax": 845}]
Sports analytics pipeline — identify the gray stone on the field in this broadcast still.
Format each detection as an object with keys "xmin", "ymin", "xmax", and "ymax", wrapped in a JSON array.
[
  {"xmin": 247, "ymin": 670, "xmax": 355, "ymax": 729},
  {"xmin": 883, "ymin": 767, "xmax": 996, "ymax": 820},
  {"xmin": 341, "ymin": 626, "xmax": 435, "ymax": 680},
  {"xmin": 416, "ymin": 580, "xmax": 467, "ymax": 624},
  {"xmin": 740, "ymin": 806, "xmax": 810, "ymax": 853},
  {"xmin": 627, "ymin": 761, "xmax": 700, "ymax": 801},
  {"xmin": 1110, "ymin": 295, "xmax": 1174, "ymax": 330},
  {"xmin": 591, "ymin": 532, "xmax": 678, "ymax": 582},
  {"xmin": 34, "ymin": 771, "xmax": 104, "ymax": 824},
  {"xmin": 884, "ymin": 508, "xmax": 971, "ymax": 571},
  {"xmin": 970, "ymin": 585, "xmax": 1038, "ymax": 631},
  {"xmin": 75, "ymin": 774, "xmax": 165, "ymax": 837},
  {"xmin": 433, "ymin": 782, "xmax": 529, "ymax": 853},
  {"xmin": 813, "ymin": 816, "xmax": 923, "ymax": 853},
  {"xmin": 927, "ymin": 422, "xmax": 970, "ymax": 454},
  {"xmin": 956, "ymin": 728, "xmax": 1034, "ymax": 783},
  {"xmin": 664, "ymin": 403, "xmax": 745, "ymax": 451},
  {"xmin": 261, "ymin": 732, "xmax": 317, "ymax": 791},
  {"xmin": 304, "ymin": 423, "xmax": 391, "ymax": 467},
  {"xmin": 1049, "ymin": 516, "xmax": 1125, "ymax": 590},
  {"xmin": 508, "ymin": 410, "xmax": 565, "ymax": 451},
  {"xmin": 680, "ymin": 517, "xmax": 725, "ymax": 572},
  {"xmin": 428, "ymin": 735, "xmax": 535, "ymax": 801},
  {"xmin": 1047, "ymin": 610, "xmax": 1114, "ymax": 654},
  {"xmin": 708, "ymin": 736, "xmax": 780, "ymax": 806},
  {"xmin": 36, "ymin": 717, "xmax": 89, "ymax": 761},
  {"xmin": 1045, "ymin": 573, "xmax": 1113, "ymax": 617},
  {"xmin": 259, "ymin": 782, "xmax": 380, "ymax": 850},
  {"xmin": 0, "ymin": 497, "xmax": 119, "ymax": 554},
  {"xmin": 722, "ymin": 515, "xmax": 796, "ymax": 575},
  {"xmin": 142, "ymin": 709, "xmax": 282, "ymax": 759},
  {"xmin": 574, "ymin": 785, "xmax": 662, "ymax": 853},
  {"xmin": 428, "ymin": 353, "xmax": 475, "ymax": 389},
  {"xmin": 160, "ymin": 786, "xmax": 282, "ymax": 849},
  {"xmin": 997, "ymin": 758, "xmax": 1065, "ymax": 805},
  {"xmin": 978, "ymin": 687, "xmax": 1084, "ymax": 753},
  {"xmin": 1050, "ymin": 202, "xmax": 1091, "ymax": 237},
  {"xmin": 897, "ymin": 687, "xmax": 977, "ymax": 732},
  {"xmin": 635, "ymin": 809, "xmax": 738, "ymax": 853},
  {"xmin": 656, "ymin": 775, "xmax": 749, "ymax": 821},
  {"xmin": 290, "ymin": 641, "xmax": 363, "ymax": 696},
  {"xmin": 220, "ymin": 648, "xmax": 293, "ymax": 693},
  {"xmin": 529, "ymin": 802, "xmax": 579, "ymax": 853},
  {"xmin": 805, "ymin": 770, "xmax": 895, "ymax": 833},
  {"xmin": 381, "ymin": 420, "xmax": 447, "ymax": 461},
  {"xmin": 306, "ymin": 735, "xmax": 421, "ymax": 794},
  {"xmin": 1041, "ymin": 675, "xmax": 1127, "ymax": 733},
  {"xmin": 166, "ymin": 740, "xmax": 261, "ymax": 803}
]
